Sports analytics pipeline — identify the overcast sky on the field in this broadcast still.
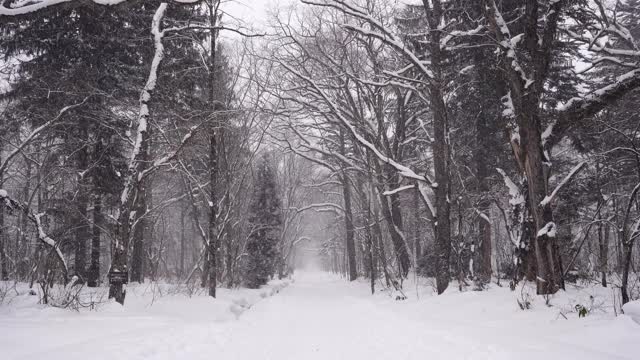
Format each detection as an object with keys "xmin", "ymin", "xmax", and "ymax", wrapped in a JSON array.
[{"xmin": 223, "ymin": 0, "xmax": 290, "ymax": 29}]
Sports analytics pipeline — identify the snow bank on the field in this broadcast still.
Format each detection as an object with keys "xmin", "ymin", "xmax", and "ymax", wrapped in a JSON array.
[
  {"xmin": 1, "ymin": 274, "xmax": 637, "ymax": 360},
  {"xmin": 0, "ymin": 278, "xmax": 290, "ymax": 359},
  {"xmin": 623, "ymin": 300, "xmax": 640, "ymax": 324}
]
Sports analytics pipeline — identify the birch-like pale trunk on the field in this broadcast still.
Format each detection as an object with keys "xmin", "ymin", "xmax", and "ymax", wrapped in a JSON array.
[{"xmin": 108, "ymin": 3, "xmax": 168, "ymax": 304}]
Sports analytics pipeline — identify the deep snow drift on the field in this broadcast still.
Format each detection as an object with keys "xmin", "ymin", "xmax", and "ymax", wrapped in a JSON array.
[{"xmin": 0, "ymin": 272, "xmax": 638, "ymax": 360}]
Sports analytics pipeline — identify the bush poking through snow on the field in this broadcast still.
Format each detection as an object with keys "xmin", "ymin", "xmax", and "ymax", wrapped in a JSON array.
[
  {"xmin": 517, "ymin": 284, "xmax": 534, "ymax": 310},
  {"xmin": 46, "ymin": 278, "xmax": 107, "ymax": 311},
  {"xmin": 0, "ymin": 281, "xmax": 19, "ymax": 305},
  {"xmin": 575, "ymin": 304, "xmax": 589, "ymax": 318}
]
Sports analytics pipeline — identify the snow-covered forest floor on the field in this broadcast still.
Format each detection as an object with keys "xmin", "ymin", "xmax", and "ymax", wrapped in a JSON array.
[{"xmin": 1, "ymin": 271, "xmax": 638, "ymax": 360}]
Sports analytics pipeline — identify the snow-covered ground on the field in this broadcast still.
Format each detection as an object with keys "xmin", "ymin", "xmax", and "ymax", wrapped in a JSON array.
[{"xmin": 0, "ymin": 272, "xmax": 638, "ymax": 360}]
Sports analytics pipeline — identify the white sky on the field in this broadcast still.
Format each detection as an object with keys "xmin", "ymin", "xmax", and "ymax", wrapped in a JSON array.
[{"xmin": 222, "ymin": 0, "xmax": 292, "ymax": 29}]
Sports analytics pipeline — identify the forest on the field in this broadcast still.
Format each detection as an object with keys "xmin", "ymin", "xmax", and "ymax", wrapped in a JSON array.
[{"xmin": 0, "ymin": 0, "xmax": 639, "ymax": 359}]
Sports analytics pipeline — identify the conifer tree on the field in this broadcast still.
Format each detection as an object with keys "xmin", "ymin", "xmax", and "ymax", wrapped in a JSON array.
[{"xmin": 244, "ymin": 154, "xmax": 282, "ymax": 288}]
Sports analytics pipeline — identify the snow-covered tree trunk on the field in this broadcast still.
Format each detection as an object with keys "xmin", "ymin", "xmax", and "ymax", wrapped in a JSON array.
[
  {"xmin": 481, "ymin": 0, "xmax": 565, "ymax": 294},
  {"xmin": 108, "ymin": 3, "xmax": 168, "ymax": 304},
  {"xmin": 130, "ymin": 130, "xmax": 152, "ymax": 284}
]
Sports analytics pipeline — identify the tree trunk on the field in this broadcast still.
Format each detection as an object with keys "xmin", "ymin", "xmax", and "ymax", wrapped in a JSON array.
[
  {"xmin": 87, "ymin": 133, "xmax": 103, "ymax": 288},
  {"xmin": 339, "ymin": 130, "xmax": 357, "ymax": 281},
  {"xmin": 207, "ymin": 126, "xmax": 218, "ymax": 297},
  {"xmin": 621, "ymin": 239, "xmax": 634, "ymax": 304},
  {"xmin": 341, "ymin": 175, "xmax": 357, "ymax": 281},
  {"xmin": 130, "ymin": 131, "xmax": 151, "ymax": 284},
  {"xmin": 0, "ymin": 148, "xmax": 8, "ymax": 280},
  {"xmin": 204, "ymin": 0, "xmax": 221, "ymax": 298},
  {"xmin": 522, "ymin": 117, "xmax": 564, "ymax": 294},
  {"xmin": 373, "ymin": 161, "xmax": 410, "ymax": 278},
  {"xmin": 475, "ymin": 114, "xmax": 492, "ymax": 282},
  {"xmin": 424, "ymin": 0, "xmax": 452, "ymax": 295},
  {"xmin": 74, "ymin": 118, "xmax": 90, "ymax": 281},
  {"xmin": 621, "ymin": 183, "xmax": 640, "ymax": 304},
  {"xmin": 430, "ymin": 66, "xmax": 451, "ymax": 295},
  {"xmin": 0, "ymin": 209, "xmax": 7, "ymax": 281},
  {"xmin": 180, "ymin": 202, "xmax": 185, "ymax": 278},
  {"xmin": 18, "ymin": 157, "xmax": 32, "ymax": 280},
  {"xmin": 363, "ymin": 193, "xmax": 376, "ymax": 294},
  {"xmin": 108, "ymin": 3, "xmax": 168, "ymax": 304},
  {"xmin": 413, "ymin": 186, "xmax": 422, "ymax": 263},
  {"xmin": 87, "ymin": 193, "xmax": 102, "ymax": 287},
  {"xmin": 598, "ymin": 217, "xmax": 609, "ymax": 288}
]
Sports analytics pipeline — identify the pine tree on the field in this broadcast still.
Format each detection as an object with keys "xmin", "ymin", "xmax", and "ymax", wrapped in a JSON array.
[{"xmin": 244, "ymin": 154, "xmax": 282, "ymax": 288}]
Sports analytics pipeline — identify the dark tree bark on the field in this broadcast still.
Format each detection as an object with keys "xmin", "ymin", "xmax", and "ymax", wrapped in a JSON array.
[
  {"xmin": 413, "ymin": 186, "xmax": 422, "ymax": 264},
  {"xmin": 475, "ymin": 114, "xmax": 493, "ymax": 282},
  {"xmin": 621, "ymin": 182, "xmax": 640, "ymax": 304},
  {"xmin": 74, "ymin": 118, "xmax": 90, "ymax": 281},
  {"xmin": 373, "ymin": 161, "xmax": 410, "ymax": 278},
  {"xmin": 597, "ymin": 209, "xmax": 609, "ymax": 288},
  {"xmin": 424, "ymin": 0, "xmax": 452, "ymax": 295},
  {"xmin": 339, "ymin": 130, "xmax": 357, "ymax": 281},
  {"xmin": 18, "ymin": 156, "xmax": 32, "ymax": 280},
  {"xmin": 0, "ymin": 147, "xmax": 7, "ymax": 281},
  {"xmin": 207, "ymin": 123, "xmax": 219, "ymax": 297},
  {"xmin": 0, "ymin": 209, "xmax": 7, "ymax": 281},
  {"xmin": 87, "ymin": 193, "xmax": 102, "ymax": 287},
  {"xmin": 179, "ymin": 201, "xmax": 186, "ymax": 278},
  {"xmin": 361, "ymin": 184, "xmax": 376, "ymax": 294},
  {"xmin": 205, "ymin": 0, "xmax": 222, "ymax": 298},
  {"xmin": 482, "ymin": 0, "xmax": 565, "ymax": 295},
  {"xmin": 130, "ymin": 129, "xmax": 151, "ymax": 284}
]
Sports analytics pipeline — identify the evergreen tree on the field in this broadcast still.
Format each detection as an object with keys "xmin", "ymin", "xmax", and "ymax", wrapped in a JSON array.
[{"xmin": 244, "ymin": 154, "xmax": 282, "ymax": 288}]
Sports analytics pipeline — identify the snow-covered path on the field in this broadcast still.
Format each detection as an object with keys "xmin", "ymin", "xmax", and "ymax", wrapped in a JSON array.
[{"xmin": 1, "ymin": 271, "xmax": 638, "ymax": 360}]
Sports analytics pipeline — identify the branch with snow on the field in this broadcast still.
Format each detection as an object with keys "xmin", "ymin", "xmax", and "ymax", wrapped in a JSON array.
[
  {"xmin": 540, "ymin": 161, "xmax": 587, "ymax": 207},
  {"xmin": 537, "ymin": 221, "xmax": 557, "ymax": 238},
  {"xmin": 278, "ymin": 62, "xmax": 434, "ymax": 186},
  {"xmin": 482, "ymin": 0, "xmax": 534, "ymax": 89},
  {"xmin": 383, "ymin": 184, "xmax": 415, "ymax": 196},
  {"xmin": 0, "ymin": 0, "xmax": 200, "ymax": 16},
  {"xmin": 0, "ymin": 189, "xmax": 68, "ymax": 277},
  {"xmin": 547, "ymin": 1, "xmax": 640, "ymax": 146},
  {"xmin": 496, "ymin": 168, "xmax": 526, "ymax": 248},
  {"xmin": 0, "ymin": 97, "xmax": 88, "ymax": 179},
  {"xmin": 289, "ymin": 203, "xmax": 344, "ymax": 214},
  {"xmin": 302, "ymin": 0, "xmax": 434, "ymax": 81},
  {"xmin": 496, "ymin": 168, "xmax": 524, "ymax": 207}
]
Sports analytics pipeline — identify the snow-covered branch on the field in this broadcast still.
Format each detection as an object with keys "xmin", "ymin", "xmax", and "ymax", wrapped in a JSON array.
[
  {"xmin": 0, "ymin": 97, "xmax": 88, "ymax": 179},
  {"xmin": 302, "ymin": 0, "xmax": 434, "ymax": 81},
  {"xmin": 0, "ymin": 189, "xmax": 68, "ymax": 276},
  {"xmin": 119, "ymin": 2, "xmax": 168, "ymax": 209},
  {"xmin": 289, "ymin": 203, "xmax": 344, "ymax": 214},
  {"xmin": 482, "ymin": 0, "xmax": 533, "ymax": 89},
  {"xmin": 0, "ymin": 0, "xmax": 199, "ymax": 16},
  {"xmin": 496, "ymin": 168, "xmax": 526, "ymax": 248},
  {"xmin": 383, "ymin": 184, "xmax": 415, "ymax": 196},
  {"xmin": 496, "ymin": 168, "xmax": 524, "ymax": 207},
  {"xmin": 540, "ymin": 161, "xmax": 587, "ymax": 207},
  {"xmin": 278, "ymin": 62, "xmax": 434, "ymax": 186}
]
